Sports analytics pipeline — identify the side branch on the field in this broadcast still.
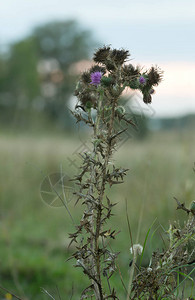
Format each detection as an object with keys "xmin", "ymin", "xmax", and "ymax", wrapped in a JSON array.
[{"xmin": 174, "ymin": 197, "xmax": 193, "ymax": 214}]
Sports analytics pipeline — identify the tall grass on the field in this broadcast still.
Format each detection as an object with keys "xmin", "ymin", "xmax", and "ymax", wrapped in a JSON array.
[{"xmin": 0, "ymin": 129, "xmax": 194, "ymax": 299}]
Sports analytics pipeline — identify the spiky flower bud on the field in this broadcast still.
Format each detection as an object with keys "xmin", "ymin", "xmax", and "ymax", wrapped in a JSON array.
[
  {"xmin": 129, "ymin": 79, "xmax": 140, "ymax": 89},
  {"xmin": 101, "ymin": 76, "xmax": 114, "ymax": 87},
  {"xmin": 115, "ymin": 106, "xmax": 125, "ymax": 115},
  {"xmin": 85, "ymin": 101, "xmax": 92, "ymax": 109}
]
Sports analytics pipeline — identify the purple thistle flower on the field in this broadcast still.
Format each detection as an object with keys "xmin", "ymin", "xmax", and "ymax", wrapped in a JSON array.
[
  {"xmin": 139, "ymin": 76, "xmax": 146, "ymax": 85},
  {"xmin": 90, "ymin": 71, "xmax": 102, "ymax": 86}
]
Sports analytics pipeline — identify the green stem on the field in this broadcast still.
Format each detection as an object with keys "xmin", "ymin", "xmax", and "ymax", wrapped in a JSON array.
[
  {"xmin": 95, "ymin": 89, "xmax": 104, "ymax": 137},
  {"xmin": 88, "ymin": 88, "xmax": 105, "ymax": 300},
  {"xmin": 94, "ymin": 96, "xmax": 117, "ymax": 298},
  {"xmin": 127, "ymin": 252, "xmax": 137, "ymax": 300}
]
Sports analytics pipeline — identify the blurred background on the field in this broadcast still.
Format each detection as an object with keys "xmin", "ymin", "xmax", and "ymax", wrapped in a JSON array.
[{"xmin": 0, "ymin": 0, "xmax": 194, "ymax": 299}]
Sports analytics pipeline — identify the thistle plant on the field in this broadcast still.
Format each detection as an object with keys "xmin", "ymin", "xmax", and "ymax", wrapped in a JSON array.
[
  {"xmin": 68, "ymin": 46, "xmax": 163, "ymax": 299},
  {"xmin": 130, "ymin": 207, "xmax": 195, "ymax": 299}
]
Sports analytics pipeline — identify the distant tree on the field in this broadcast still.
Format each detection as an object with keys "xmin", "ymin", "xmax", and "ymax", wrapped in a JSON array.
[
  {"xmin": 33, "ymin": 20, "xmax": 97, "ymax": 128},
  {"xmin": 34, "ymin": 20, "xmax": 94, "ymax": 68},
  {"xmin": 9, "ymin": 38, "xmax": 40, "ymax": 103},
  {"xmin": 0, "ymin": 20, "xmax": 98, "ymax": 129}
]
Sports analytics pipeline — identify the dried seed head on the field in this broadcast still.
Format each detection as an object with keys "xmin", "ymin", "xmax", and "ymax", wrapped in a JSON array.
[
  {"xmin": 130, "ymin": 244, "xmax": 143, "ymax": 255},
  {"xmin": 81, "ymin": 71, "xmax": 91, "ymax": 84},
  {"xmin": 105, "ymin": 60, "xmax": 116, "ymax": 71},
  {"xmin": 93, "ymin": 46, "xmax": 111, "ymax": 63},
  {"xmin": 148, "ymin": 66, "xmax": 163, "ymax": 86},
  {"xmin": 122, "ymin": 64, "xmax": 140, "ymax": 78},
  {"xmin": 89, "ymin": 65, "xmax": 106, "ymax": 75},
  {"xmin": 143, "ymin": 93, "xmax": 152, "ymax": 104},
  {"xmin": 78, "ymin": 90, "xmax": 96, "ymax": 108},
  {"xmin": 147, "ymin": 267, "xmax": 152, "ymax": 272},
  {"xmin": 110, "ymin": 48, "xmax": 130, "ymax": 65}
]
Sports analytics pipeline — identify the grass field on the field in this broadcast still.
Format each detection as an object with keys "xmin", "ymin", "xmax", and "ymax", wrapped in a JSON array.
[{"xmin": 0, "ymin": 129, "xmax": 194, "ymax": 299}]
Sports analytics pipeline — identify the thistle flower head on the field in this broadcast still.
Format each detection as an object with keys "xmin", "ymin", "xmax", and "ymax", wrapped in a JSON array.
[
  {"xmin": 130, "ymin": 244, "xmax": 143, "ymax": 255},
  {"xmin": 90, "ymin": 71, "xmax": 102, "ymax": 86},
  {"xmin": 139, "ymin": 76, "xmax": 146, "ymax": 85}
]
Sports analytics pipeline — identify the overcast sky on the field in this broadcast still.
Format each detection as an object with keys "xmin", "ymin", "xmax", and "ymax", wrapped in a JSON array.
[{"xmin": 1, "ymin": 0, "xmax": 195, "ymax": 117}]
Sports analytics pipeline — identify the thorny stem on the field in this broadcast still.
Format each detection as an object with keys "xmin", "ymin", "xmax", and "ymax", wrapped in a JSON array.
[
  {"xmin": 72, "ymin": 79, "xmax": 133, "ymax": 298},
  {"xmin": 94, "ymin": 95, "xmax": 117, "ymax": 299},
  {"xmin": 87, "ymin": 85, "xmax": 118, "ymax": 299},
  {"xmin": 88, "ymin": 89, "xmax": 105, "ymax": 300}
]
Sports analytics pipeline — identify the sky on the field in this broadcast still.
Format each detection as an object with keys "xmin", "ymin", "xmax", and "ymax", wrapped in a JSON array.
[{"xmin": 1, "ymin": 0, "xmax": 195, "ymax": 117}]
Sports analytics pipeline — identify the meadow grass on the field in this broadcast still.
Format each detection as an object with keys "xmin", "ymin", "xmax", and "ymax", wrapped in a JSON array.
[{"xmin": 0, "ymin": 129, "xmax": 194, "ymax": 299}]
